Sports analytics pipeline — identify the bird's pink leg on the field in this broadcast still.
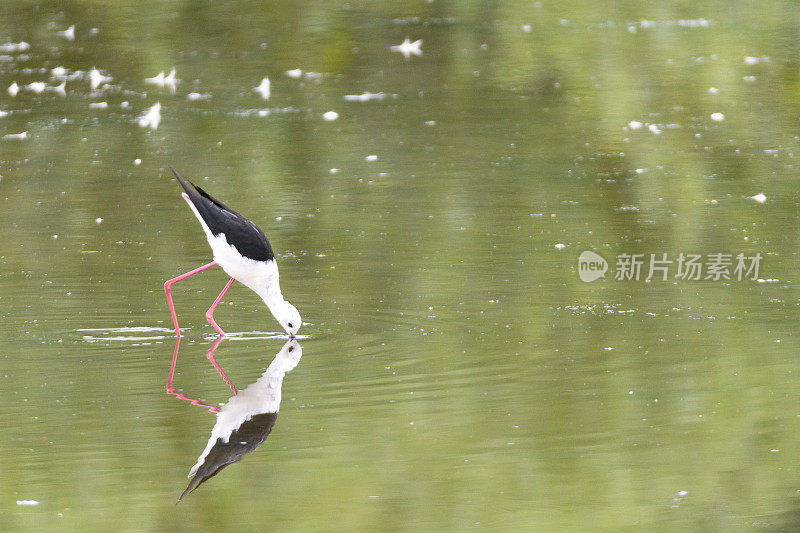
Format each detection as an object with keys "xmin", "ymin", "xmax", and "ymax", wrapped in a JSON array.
[
  {"xmin": 164, "ymin": 261, "xmax": 218, "ymax": 338},
  {"xmin": 205, "ymin": 277, "xmax": 235, "ymax": 337},
  {"xmin": 206, "ymin": 334, "xmax": 238, "ymax": 394}
]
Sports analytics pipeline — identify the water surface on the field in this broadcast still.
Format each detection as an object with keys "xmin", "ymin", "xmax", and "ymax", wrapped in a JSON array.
[{"xmin": 2, "ymin": 2, "xmax": 800, "ymax": 531}]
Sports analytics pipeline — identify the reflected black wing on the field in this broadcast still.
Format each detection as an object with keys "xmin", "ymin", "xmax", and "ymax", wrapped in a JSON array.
[
  {"xmin": 171, "ymin": 167, "xmax": 275, "ymax": 262},
  {"xmin": 178, "ymin": 412, "xmax": 278, "ymax": 501}
]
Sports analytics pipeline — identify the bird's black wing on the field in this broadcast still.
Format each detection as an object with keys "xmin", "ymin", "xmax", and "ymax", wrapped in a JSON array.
[
  {"xmin": 170, "ymin": 167, "xmax": 275, "ymax": 262},
  {"xmin": 179, "ymin": 412, "xmax": 278, "ymax": 501}
]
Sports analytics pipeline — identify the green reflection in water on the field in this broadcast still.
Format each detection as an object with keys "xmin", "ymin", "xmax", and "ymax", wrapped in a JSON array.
[{"xmin": 2, "ymin": 1, "xmax": 800, "ymax": 531}]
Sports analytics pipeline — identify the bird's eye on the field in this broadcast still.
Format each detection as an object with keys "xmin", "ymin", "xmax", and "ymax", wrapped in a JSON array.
[
  {"xmin": 288, "ymin": 346, "xmax": 293, "ymax": 352},
  {"xmin": 288, "ymin": 322, "xmax": 294, "ymax": 328}
]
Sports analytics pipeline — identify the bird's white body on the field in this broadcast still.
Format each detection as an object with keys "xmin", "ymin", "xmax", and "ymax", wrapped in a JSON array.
[{"xmin": 181, "ymin": 192, "xmax": 282, "ymax": 304}]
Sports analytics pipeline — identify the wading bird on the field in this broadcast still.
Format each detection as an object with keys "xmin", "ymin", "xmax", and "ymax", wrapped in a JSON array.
[{"xmin": 164, "ymin": 168, "xmax": 301, "ymax": 338}]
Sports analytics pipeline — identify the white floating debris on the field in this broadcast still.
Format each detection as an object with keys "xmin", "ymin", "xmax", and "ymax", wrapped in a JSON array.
[
  {"xmin": 522, "ymin": 24, "xmax": 532, "ymax": 32},
  {"xmin": 25, "ymin": 82, "xmax": 46, "ymax": 94},
  {"xmin": 390, "ymin": 37, "xmax": 423, "ymax": 59},
  {"xmin": 144, "ymin": 71, "xmax": 165, "ymax": 85},
  {"xmin": 365, "ymin": 154, "xmax": 378, "ymax": 162},
  {"xmin": 322, "ymin": 110, "xmax": 339, "ymax": 121},
  {"xmin": 285, "ymin": 68, "xmax": 302, "ymax": 79},
  {"xmin": 0, "ymin": 110, "xmax": 8, "ymax": 118},
  {"xmin": 48, "ymin": 80, "xmax": 66, "ymax": 97},
  {"xmin": 343, "ymin": 91, "xmax": 387, "ymax": 102},
  {"xmin": 254, "ymin": 77, "xmax": 270, "ymax": 100},
  {"xmin": 95, "ymin": 217, "xmax": 103, "ymax": 224},
  {"xmin": 708, "ymin": 87, "xmax": 719, "ymax": 94},
  {"xmin": 8, "ymin": 82, "xmax": 19, "ymax": 97},
  {"xmin": 424, "ymin": 120, "xmax": 436, "ymax": 126},
  {"xmin": 0, "ymin": 42, "xmax": 30, "ymax": 53},
  {"xmin": 554, "ymin": 243, "xmax": 566, "ymax": 249},
  {"xmin": 648, "ymin": 124, "xmax": 662, "ymax": 135},
  {"xmin": 138, "ymin": 102, "xmax": 161, "ymax": 130},
  {"xmin": 4, "ymin": 131, "xmax": 28, "ymax": 140},
  {"xmin": 628, "ymin": 120, "xmax": 643, "ymax": 130},
  {"xmin": 710, "ymin": 112, "xmax": 725, "ymax": 121},
  {"xmin": 743, "ymin": 76, "xmax": 757, "ymax": 82},
  {"xmin": 120, "ymin": 101, "xmax": 130, "ymax": 108},
  {"xmin": 144, "ymin": 68, "xmax": 177, "ymax": 93},
  {"xmin": 133, "ymin": 158, "xmax": 142, "ymax": 165},
  {"xmin": 88, "ymin": 101, "xmax": 108, "ymax": 109},
  {"xmin": 16, "ymin": 500, "xmax": 39, "ymax": 506},
  {"xmin": 187, "ymin": 92, "xmax": 211, "ymax": 101},
  {"xmin": 89, "ymin": 68, "xmax": 112, "ymax": 90},
  {"xmin": 163, "ymin": 68, "xmax": 177, "ymax": 92},
  {"xmin": 57, "ymin": 25, "xmax": 76, "ymax": 40},
  {"xmin": 748, "ymin": 192, "xmax": 766, "ymax": 204},
  {"xmin": 329, "ymin": 168, "xmax": 340, "ymax": 174},
  {"xmin": 744, "ymin": 56, "xmax": 769, "ymax": 65}
]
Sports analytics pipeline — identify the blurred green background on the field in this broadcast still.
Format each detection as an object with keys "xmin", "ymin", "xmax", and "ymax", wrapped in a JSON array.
[{"xmin": 1, "ymin": 1, "xmax": 800, "ymax": 531}]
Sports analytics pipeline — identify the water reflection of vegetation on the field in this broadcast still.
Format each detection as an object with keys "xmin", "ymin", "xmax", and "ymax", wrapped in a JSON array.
[{"xmin": 1, "ymin": 1, "xmax": 799, "ymax": 530}]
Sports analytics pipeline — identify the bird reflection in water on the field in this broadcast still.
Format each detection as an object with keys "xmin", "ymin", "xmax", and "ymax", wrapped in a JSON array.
[{"xmin": 166, "ymin": 336, "xmax": 302, "ymax": 500}]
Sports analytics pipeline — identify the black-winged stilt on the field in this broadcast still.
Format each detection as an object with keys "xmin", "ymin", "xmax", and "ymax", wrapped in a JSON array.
[
  {"xmin": 164, "ymin": 168, "xmax": 301, "ymax": 338},
  {"xmin": 179, "ymin": 339, "xmax": 302, "ymax": 501}
]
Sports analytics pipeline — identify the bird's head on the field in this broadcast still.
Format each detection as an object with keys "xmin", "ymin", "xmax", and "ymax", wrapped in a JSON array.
[{"xmin": 277, "ymin": 300, "xmax": 302, "ymax": 337}]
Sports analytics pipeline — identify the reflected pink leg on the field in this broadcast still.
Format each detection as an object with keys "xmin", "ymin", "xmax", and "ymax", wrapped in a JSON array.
[
  {"xmin": 205, "ymin": 277, "xmax": 235, "ymax": 337},
  {"xmin": 166, "ymin": 336, "xmax": 221, "ymax": 413},
  {"xmin": 206, "ymin": 335, "xmax": 238, "ymax": 394},
  {"xmin": 164, "ymin": 261, "xmax": 218, "ymax": 338}
]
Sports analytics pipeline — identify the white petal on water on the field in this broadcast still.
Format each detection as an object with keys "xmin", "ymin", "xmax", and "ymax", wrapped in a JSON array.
[
  {"xmin": 254, "ymin": 77, "xmax": 270, "ymax": 100},
  {"xmin": 163, "ymin": 68, "xmax": 177, "ymax": 92},
  {"xmin": 744, "ymin": 56, "xmax": 769, "ymax": 65},
  {"xmin": 648, "ymin": 124, "xmax": 662, "ymax": 134},
  {"xmin": 8, "ymin": 82, "xmax": 19, "ymax": 97},
  {"xmin": 145, "ymin": 68, "xmax": 177, "ymax": 93},
  {"xmin": 138, "ymin": 102, "xmax": 161, "ymax": 130},
  {"xmin": 25, "ymin": 82, "xmax": 46, "ymax": 94},
  {"xmin": 187, "ymin": 92, "xmax": 211, "ymax": 101},
  {"xmin": 390, "ymin": 37, "xmax": 423, "ymax": 59},
  {"xmin": 554, "ymin": 243, "xmax": 566, "ymax": 249},
  {"xmin": 748, "ymin": 192, "xmax": 766, "ymax": 204},
  {"xmin": 48, "ymin": 81, "xmax": 66, "ymax": 96},
  {"xmin": 89, "ymin": 68, "xmax": 112, "ymax": 90},
  {"xmin": 285, "ymin": 68, "xmax": 302, "ymax": 79},
  {"xmin": 144, "ymin": 71, "xmax": 165, "ymax": 85},
  {"xmin": 710, "ymin": 112, "xmax": 725, "ymax": 121},
  {"xmin": 708, "ymin": 87, "xmax": 719, "ymax": 94},
  {"xmin": 89, "ymin": 102, "xmax": 108, "ymax": 109},
  {"xmin": 0, "ymin": 41, "xmax": 30, "ymax": 53},
  {"xmin": 16, "ymin": 500, "xmax": 39, "ymax": 506},
  {"xmin": 628, "ymin": 120, "xmax": 642, "ymax": 130},
  {"xmin": 95, "ymin": 218, "xmax": 103, "ymax": 224},
  {"xmin": 133, "ymin": 158, "xmax": 142, "ymax": 165},
  {"xmin": 322, "ymin": 110, "xmax": 339, "ymax": 121},
  {"xmin": 343, "ymin": 92, "xmax": 387, "ymax": 102},
  {"xmin": 57, "ymin": 25, "xmax": 75, "ymax": 40},
  {"xmin": 365, "ymin": 155, "xmax": 378, "ymax": 162},
  {"xmin": 4, "ymin": 131, "xmax": 28, "ymax": 140}
]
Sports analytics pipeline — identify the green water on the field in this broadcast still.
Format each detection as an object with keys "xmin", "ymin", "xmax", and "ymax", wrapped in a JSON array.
[{"xmin": 2, "ymin": 1, "xmax": 800, "ymax": 531}]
